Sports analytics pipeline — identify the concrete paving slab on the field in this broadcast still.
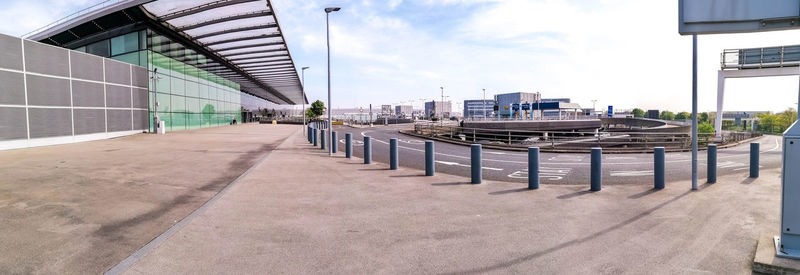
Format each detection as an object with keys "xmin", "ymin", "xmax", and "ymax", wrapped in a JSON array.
[
  {"xmin": 123, "ymin": 127, "xmax": 785, "ymax": 274},
  {"xmin": 754, "ymin": 233, "xmax": 800, "ymax": 274},
  {"xmin": 0, "ymin": 124, "xmax": 297, "ymax": 273}
]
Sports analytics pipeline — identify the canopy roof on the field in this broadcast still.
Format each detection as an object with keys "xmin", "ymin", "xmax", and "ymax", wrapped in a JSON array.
[{"xmin": 26, "ymin": 0, "xmax": 304, "ymax": 105}]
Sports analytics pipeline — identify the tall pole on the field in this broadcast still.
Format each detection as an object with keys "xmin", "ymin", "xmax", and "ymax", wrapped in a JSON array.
[
  {"xmin": 325, "ymin": 7, "xmax": 340, "ymax": 156},
  {"xmin": 302, "ymin": 66, "xmax": 309, "ymax": 135},
  {"xmin": 483, "ymin": 88, "xmax": 486, "ymax": 119},
  {"xmin": 440, "ymin": 86, "xmax": 444, "ymax": 124},
  {"xmin": 691, "ymin": 34, "xmax": 698, "ymax": 190}
]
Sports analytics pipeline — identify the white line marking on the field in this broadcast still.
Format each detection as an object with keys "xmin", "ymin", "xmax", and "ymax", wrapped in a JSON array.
[
  {"xmin": 436, "ymin": 160, "xmax": 504, "ymax": 171},
  {"xmin": 610, "ymin": 170, "xmax": 654, "ymax": 177}
]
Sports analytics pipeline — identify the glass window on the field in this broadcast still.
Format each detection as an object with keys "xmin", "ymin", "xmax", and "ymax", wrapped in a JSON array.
[
  {"xmin": 86, "ymin": 40, "xmax": 110, "ymax": 57},
  {"xmin": 111, "ymin": 51, "xmax": 140, "ymax": 66},
  {"xmin": 110, "ymin": 32, "xmax": 139, "ymax": 56},
  {"xmin": 74, "ymin": 46, "xmax": 86, "ymax": 52}
]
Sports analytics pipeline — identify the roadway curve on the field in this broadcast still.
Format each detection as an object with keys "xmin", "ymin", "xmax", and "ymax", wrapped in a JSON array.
[{"xmin": 329, "ymin": 124, "xmax": 782, "ymax": 186}]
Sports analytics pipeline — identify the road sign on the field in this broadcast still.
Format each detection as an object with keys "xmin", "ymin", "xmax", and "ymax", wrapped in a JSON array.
[{"xmin": 679, "ymin": 0, "xmax": 800, "ymax": 35}]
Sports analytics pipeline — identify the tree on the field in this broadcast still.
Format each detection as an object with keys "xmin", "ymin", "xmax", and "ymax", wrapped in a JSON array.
[
  {"xmin": 776, "ymin": 108, "xmax": 798, "ymax": 133},
  {"xmin": 306, "ymin": 100, "xmax": 325, "ymax": 119},
  {"xmin": 758, "ymin": 112, "xmax": 776, "ymax": 133},
  {"xmin": 659, "ymin": 111, "xmax": 675, "ymax": 121},
  {"xmin": 675, "ymin": 112, "xmax": 691, "ymax": 120},
  {"xmin": 699, "ymin": 112, "xmax": 709, "ymax": 124},
  {"xmin": 632, "ymin": 108, "xmax": 645, "ymax": 118},
  {"xmin": 698, "ymin": 122, "xmax": 715, "ymax": 134}
]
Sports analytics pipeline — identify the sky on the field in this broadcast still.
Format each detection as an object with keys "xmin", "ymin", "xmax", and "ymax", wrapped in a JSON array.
[{"xmin": 3, "ymin": 0, "xmax": 800, "ymax": 113}]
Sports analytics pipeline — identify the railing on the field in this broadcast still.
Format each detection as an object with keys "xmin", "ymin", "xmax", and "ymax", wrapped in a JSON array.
[
  {"xmin": 22, "ymin": 0, "xmax": 125, "ymax": 39},
  {"xmin": 721, "ymin": 45, "xmax": 800, "ymax": 69},
  {"xmin": 411, "ymin": 123, "xmax": 760, "ymax": 151},
  {"xmin": 462, "ymin": 115, "xmax": 600, "ymax": 121}
]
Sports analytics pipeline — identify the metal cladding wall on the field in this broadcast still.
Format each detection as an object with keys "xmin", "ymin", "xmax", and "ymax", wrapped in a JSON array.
[{"xmin": 0, "ymin": 33, "xmax": 148, "ymax": 150}]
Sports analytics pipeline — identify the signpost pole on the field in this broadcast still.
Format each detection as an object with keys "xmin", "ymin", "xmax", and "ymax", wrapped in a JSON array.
[{"xmin": 692, "ymin": 34, "xmax": 698, "ymax": 191}]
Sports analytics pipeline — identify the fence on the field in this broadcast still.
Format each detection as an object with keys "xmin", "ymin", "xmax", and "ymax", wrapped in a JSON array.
[{"xmin": 411, "ymin": 123, "xmax": 760, "ymax": 152}]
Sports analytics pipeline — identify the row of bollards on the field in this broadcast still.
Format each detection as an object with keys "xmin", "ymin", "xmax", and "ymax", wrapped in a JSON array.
[{"xmin": 307, "ymin": 126, "xmax": 762, "ymax": 190}]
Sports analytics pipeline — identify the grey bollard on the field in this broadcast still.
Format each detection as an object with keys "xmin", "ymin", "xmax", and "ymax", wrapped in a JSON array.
[
  {"xmin": 654, "ymin": 147, "xmax": 665, "ymax": 189},
  {"xmin": 471, "ymin": 144, "xmax": 482, "ymax": 184},
  {"xmin": 707, "ymin": 144, "xmax": 717, "ymax": 183},
  {"xmin": 528, "ymin": 147, "xmax": 539, "ymax": 190},
  {"xmin": 307, "ymin": 127, "xmax": 311, "ymax": 143},
  {"xmin": 750, "ymin": 142, "xmax": 759, "ymax": 178},
  {"xmin": 590, "ymin": 147, "xmax": 602, "ymax": 191},
  {"xmin": 425, "ymin": 141, "xmax": 435, "ymax": 176},
  {"xmin": 313, "ymin": 128, "xmax": 318, "ymax": 147},
  {"xmin": 321, "ymin": 129, "xmax": 326, "ymax": 150},
  {"xmin": 345, "ymin": 133, "xmax": 352, "ymax": 158},
  {"xmin": 390, "ymin": 138, "xmax": 398, "ymax": 170},
  {"xmin": 364, "ymin": 136, "xmax": 372, "ymax": 164},
  {"xmin": 331, "ymin": 132, "xmax": 338, "ymax": 153}
]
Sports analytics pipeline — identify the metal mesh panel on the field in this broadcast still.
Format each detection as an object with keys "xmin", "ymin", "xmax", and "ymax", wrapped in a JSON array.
[
  {"xmin": 0, "ymin": 107, "xmax": 27, "ymax": 141},
  {"xmin": 0, "ymin": 71, "xmax": 25, "ymax": 105},
  {"xmin": 71, "ymin": 80, "xmax": 105, "ymax": 107},
  {"xmin": 132, "ymin": 88, "xmax": 148, "ymax": 109},
  {"xmin": 28, "ymin": 108, "xmax": 72, "ymax": 138},
  {"xmin": 0, "ymin": 33, "xmax": 23, "ymax": 71},
  {"xmin": 23, "ymin": 40, "xmax": 69, "ymax": 77},
  {"xmin": 25, "ymin": 75, "xmax": 70, "ymax": 106},
  {"xmin": 133, "ymin": 109, "xmax": 148, "ymax": 130},
  {"xmin": 104, "ymin": 59, "xmax": 131, "ymax": 85},
  {"xmin": 107, "ymin": 109, "xmax": 132, "ymax": 132},
  {"xmin": 105, "ymin": 84, "xmax": 131, "ymax": 108},
  {"xmin": 73, "ymin": 109, "xmax": 106, "ymax": 135},
  {"xmin": 131, "ymin": 66, "xmax": 149, "ymax": 88},
  {"xmin": 69, "ymin": 51, "xmax": 104, "ymax": 82}
]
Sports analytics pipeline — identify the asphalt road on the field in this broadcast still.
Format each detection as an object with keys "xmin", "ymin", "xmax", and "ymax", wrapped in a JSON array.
[{"xmin": 321, "ymin": 124, "xmax": 783, "ymax": 186}]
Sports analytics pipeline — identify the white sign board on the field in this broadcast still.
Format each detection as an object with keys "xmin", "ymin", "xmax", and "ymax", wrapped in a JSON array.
[{"xmin": 679, "ymin": 0, "xmax": 800, "ymax": 35}]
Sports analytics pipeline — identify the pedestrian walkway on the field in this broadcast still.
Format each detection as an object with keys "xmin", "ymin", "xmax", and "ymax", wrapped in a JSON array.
[{"xmin": 122, "ymin": 127, "xmax": 783, "ymax": 274}]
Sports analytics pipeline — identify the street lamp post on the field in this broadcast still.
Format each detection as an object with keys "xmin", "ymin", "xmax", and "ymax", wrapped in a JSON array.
[
  {"xmin": 482, "ymin": 88, "xmax": 487, "ymax": 120},
  {"xmin": 325, "ymin": 7, "xmax": 341, "ymax": 156},
  {"xmin": 440, "ymin": 87, "xmax": 444, "ymax": 124},
  {"xmin": 301, "ymin": 66, "xmax": 309, "ymax": 135}
]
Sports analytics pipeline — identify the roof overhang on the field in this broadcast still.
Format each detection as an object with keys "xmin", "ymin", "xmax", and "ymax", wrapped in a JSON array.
[{"xmin": 25, "ymin": 0, "xmax": 305, "ymax": 105}]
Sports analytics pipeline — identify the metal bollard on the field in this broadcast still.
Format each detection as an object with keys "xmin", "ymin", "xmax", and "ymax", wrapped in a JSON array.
[
  {"xmin": 707, "ymin": 144, "xmax": 717, "ymax": 183},
  {"xmin": 471, "ymin": 144, "xmax": 482, "ymax": 184},
  {"xmin": 307, "ymin": 126, "xmax": 311, "ymax": 143},
  {"xmin": 331, "ymin": 131, "xmax": 338, "ymax": 153},
  {"xmin": 390, "ymin": 138, "xmax": 398, "ymax": 170},
  {"xmin": 528, "ymin": 147, "xmax": 539, "ymax": 190},
  {"xmin": 321, "ymin": 129, "xmax": 326, "ymax": 150},
  {"xmin": 654, "ymin": 147, "xmax": 665, "ymax": 189},
  {"xmin": 425, "ymin": 141, "xmax": 435, "ymax": 176},
  {"xmin": 313, "ymin": 128, "xmax": 318, "ymax": 147},
  {"xmin": 364, "ymin": 136, "xmax": 372, "ymax": 164},
  {"xmin": 345, "ymin": 133, "xmax": 352, "ymax": 158},
  {"xmin": 750, "ymin": 142, "xmax": 759, "ymax": 178},
  {"xmin": 590, "ymin": 147, "xmax": 602, "ymax": 191}
]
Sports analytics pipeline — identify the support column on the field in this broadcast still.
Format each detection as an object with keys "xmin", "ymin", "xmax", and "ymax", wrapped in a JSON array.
[{"xmin": 715, "ymin": 70, "xmax": 725, "ymax": 139}]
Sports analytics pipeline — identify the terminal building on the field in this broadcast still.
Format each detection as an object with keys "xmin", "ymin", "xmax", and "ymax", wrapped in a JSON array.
[
  {"xmin": 0, "ymin": 0, "xmax": 305, "ymax": 150},
  {"xmin": 394, "ymin": 105, "xmax": 413, "ymax": 118}
]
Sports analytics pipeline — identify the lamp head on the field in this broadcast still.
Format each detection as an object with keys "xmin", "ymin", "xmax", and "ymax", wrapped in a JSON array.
[
  {"xmin": 302, "ymin": 66, "xmax": 310, "ymax": 70},
  {"xmin": 324, "ymin": 7, "xmax": 341, "ymax": 13}
]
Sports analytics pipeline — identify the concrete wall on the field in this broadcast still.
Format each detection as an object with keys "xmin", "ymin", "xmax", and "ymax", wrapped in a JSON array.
[{"xmin": 0, "ymin": 33, "xmax": 148, "ymax": 150}]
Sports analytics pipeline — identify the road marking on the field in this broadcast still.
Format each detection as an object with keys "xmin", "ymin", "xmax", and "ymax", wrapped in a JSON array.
[
  {"xmin": 733, "ymin": 165, "xmax": 763, "ymax": 171},
  {"xmin": 398, "ymin": 138, "xmax": 425, "ymax": 144},
  {"xmin": 436, "ymin": 160, "xmax": 504, "ymax": 171},
  {"xmin": 508, "ymin": 167, "xmax": 571, "ymax": 181},
  {"xmin": 486, "ymin": 151, "xmax": 507, "ymax": 155},
  {"xmin": 610, "ymin": 170, "xmax": 653, "ymax": 177},
  {"xmin": 717, "ymin": 161, "xmax": 745, "ymax": 169},
  {"xmin": 339, "ymin": 139, "xmax": 363, "ymax": 145},
  {"xmin": 607, "ymin": 156, "xmax": 636, "ymax": 160}
]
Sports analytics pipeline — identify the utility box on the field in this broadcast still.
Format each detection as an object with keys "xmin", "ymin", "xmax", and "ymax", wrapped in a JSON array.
[{"xmin": 777, "ymin": 121, "xmax": 800, "ymax": 258}]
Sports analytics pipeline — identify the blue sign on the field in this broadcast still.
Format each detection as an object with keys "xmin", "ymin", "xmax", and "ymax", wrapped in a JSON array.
[
  {"xmin": 512, "ymin": 103, "xmax": 520, "ymax": 111},
  {"xmin": 608, "ymin": 105, "xmax": 613, "ymax": 117},
  {"xmin": 521, "ymin": 103, "xmax": 530, "ymax": 110}
]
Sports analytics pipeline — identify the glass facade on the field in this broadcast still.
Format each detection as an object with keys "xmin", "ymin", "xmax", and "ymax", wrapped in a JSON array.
[{"xmin": 74, "ymin": 29, "xmax": 248, "ymax": 132}]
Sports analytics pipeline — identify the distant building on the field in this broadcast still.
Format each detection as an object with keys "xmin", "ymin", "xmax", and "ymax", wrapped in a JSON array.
[
  {"xmin": 541, "ymin": 98, "xmax": 570, "ymax": 103},
  {"xmin": 463, "ymin": 99, "xmax": 495, "ymax": 118},
  {"xmin": 647, "ymin": 110, "xmax": 660, "ymax": 119},
  {"xmin": 709, "ymin": 111, "xmax": 767, "ymax": 131},
  {"xmin": 494, "ymin": 92, "xmax": 541, "ymax": 118},
  {"xmin": 381, "ymin": 105, "xmax": 393, "ymax": 116},
  {"xmin": 424, "ymin": 101, "xmax": 452, "ymax": 119},
  {"xmin": 395, "ymin": 105, "xmax": 413, "ymax": 117}
]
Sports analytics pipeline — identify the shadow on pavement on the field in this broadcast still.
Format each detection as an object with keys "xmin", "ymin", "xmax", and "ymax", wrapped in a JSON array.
[
  {"xmin": 556, "ymin": 190, "xmax": 594, "ymax": 200},
  {"xmin": 358, "ymin": 168, "xmax": 390, "ymax": 171},
  {"xmin": 740, "ymin": 177, "xmax": 757, "ymax": 184},
  {"xmin": 627, "ymin": 188, "xmax": 662, "ymax": 199},
  {"xmin": 442, "ymin": 190, "xmax": 694, "ymax": 275},
  {"xmin": 488, "ymin": 187, "xmax": 532, "ymax": 195},
  {"xmin": 432, "ymin": 182, "xmax": 471, "ymax": 186},
  {"xmin": 390, "ymin": 174, "xmax": 427, "ymax": 178}
]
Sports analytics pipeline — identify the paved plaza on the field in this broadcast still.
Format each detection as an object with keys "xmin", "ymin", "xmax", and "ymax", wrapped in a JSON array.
[{"xmin": 0, "ymin": 124, "xmax": 787, "ymax": 273}]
